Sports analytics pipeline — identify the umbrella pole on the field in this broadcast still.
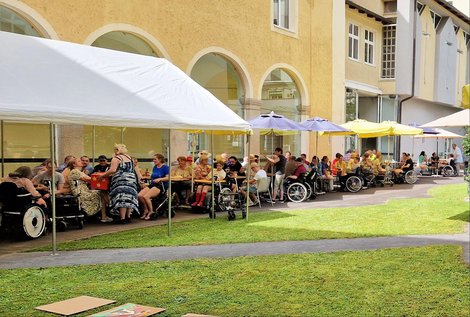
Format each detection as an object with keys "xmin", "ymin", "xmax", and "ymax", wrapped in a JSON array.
[
  {"xmin": 387, "ymin": 136, "xmax": 390, "ymax": 162},
  {"xmin": 316, "ymin": 132, "xmax": 318, "ymax": 159}
]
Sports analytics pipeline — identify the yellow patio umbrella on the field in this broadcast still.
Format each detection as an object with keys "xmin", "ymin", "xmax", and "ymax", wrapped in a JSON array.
[
  {"xmin": 378, "ymin": 121, "xmax": 423, "ymax": 161},
  {"xmin": 339, "ymin": 119, "xmax": 393, "ymax": 138},
  {"xmin": 378, "ymin": 121, "xmax": 423, "ymax": 136}
]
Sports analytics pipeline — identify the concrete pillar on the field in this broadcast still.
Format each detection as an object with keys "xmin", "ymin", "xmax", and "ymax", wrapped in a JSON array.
[
  {"xmin": 244, "ymin": 98, "xmax": 262, "ymax": 155},
  {"xmin": 297, "ymin": 104, "xmax": 311, "ymax": 156},
  {"xmin": 57, "ymin": 125, "xmax": 84, "ymax": 162},
  {"xmin": 169, "ymin": 130, "xmax": 188, "ymax": 162}
]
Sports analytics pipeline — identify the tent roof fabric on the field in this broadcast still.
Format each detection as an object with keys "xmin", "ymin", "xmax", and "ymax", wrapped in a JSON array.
[
  {"xmin": 0, "ymin": 31, "xmax": 251, "ymax": 133},
  {"xmin": 340, "ymin": 119, "xmax": 392, "ymax": 138},
  {"xmin": 420, "ymin": 109, "xmax": 470, "ymax": 128}
]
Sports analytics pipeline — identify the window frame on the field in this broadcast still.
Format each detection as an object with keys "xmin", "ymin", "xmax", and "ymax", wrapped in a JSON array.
[
  {"xmin": 430, "ymin": 10, "xmax": 442, "ymax": 29},
  {"xmin": 271, "ymin": 0, "xmax": 298, "ymax": 37},
  {"xmin": 348, "ymin": 23, "xmax": 360, "ymax": 61},
  {"xmin": 381, "ymin": 24, "xmax": 396, "ymax": 79},
  {"xmin": 364, "ymin": 29, "xmax": 375, "ymax": 66}
]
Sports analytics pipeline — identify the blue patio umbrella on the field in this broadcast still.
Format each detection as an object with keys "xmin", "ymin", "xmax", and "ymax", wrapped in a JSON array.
[
  {"xmin": 249, "ymin": 111, "xmax": 306, "ymax": 132},
  {"xmin": 408, "ymin": 122, "xmax": 438, "ymax": 134},
  {"xmin": 300, "ymin": 116, "xmax": 351, "ymax": 156},
  {"xmin": 248, "ymin": 111, "xmax": 306, "ymax": 155}
]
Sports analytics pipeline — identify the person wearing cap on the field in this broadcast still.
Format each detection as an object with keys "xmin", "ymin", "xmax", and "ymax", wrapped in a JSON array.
[{"xmin": 93, "ymin": 155, "xmax": 110, "ymax": 173}]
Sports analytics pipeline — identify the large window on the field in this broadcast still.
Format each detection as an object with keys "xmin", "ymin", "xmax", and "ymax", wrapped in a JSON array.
[
  {"xmin": 364, "ymin": 30, "xmax": 374, "ymax": 65},
  {"xmin": 1, "ymin": 6, "xmax": 45, "ymax": 176},
  {"xmin": 0, "ymin": 6, "xmax": 40, "ymax": 37},
  {"xmin": 348, "ymin": 23, "xmax": 359, "ymax": 60},
  {"xmin": 261, "ymin": 69, "xmax": 301, "ymax": 156},
  {"xmin": 191, "ymin": 53, "xmax": 245, "ymax": 158},
  {"xmin": 273, "ymin": 0, "xmax": 290, "ymax": 29},
  {"xmin": 91, "ymin": 31, "xmax": 158, "ymax": 57},
  {"xmin": 382, "ymin": 25, "xmax": 396, "ymax": 79}
]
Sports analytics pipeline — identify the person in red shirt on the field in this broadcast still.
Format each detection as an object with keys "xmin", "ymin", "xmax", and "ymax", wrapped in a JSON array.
[{"xmin": 331, "ymin": 153, "xmax": 342, "ymax": 177}]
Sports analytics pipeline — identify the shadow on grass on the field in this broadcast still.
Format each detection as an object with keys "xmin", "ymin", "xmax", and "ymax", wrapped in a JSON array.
[{"xmin": 448, "ymin": 210, "xmax": 470, "ymax": 222}]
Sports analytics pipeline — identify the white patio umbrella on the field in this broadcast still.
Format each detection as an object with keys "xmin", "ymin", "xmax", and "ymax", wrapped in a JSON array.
[{"xmin": 420, "ymin": 109, "xmax": 470, "ymax": 128}]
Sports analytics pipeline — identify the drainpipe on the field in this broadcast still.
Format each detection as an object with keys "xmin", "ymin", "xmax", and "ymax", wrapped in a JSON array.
[{"xmin": 396, "ymin": 0, "xmax": 417, "ymax": 160}]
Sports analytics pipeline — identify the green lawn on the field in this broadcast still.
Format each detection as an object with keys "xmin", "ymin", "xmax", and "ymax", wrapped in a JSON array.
[
  {"xmin": 47, "ymin": 183, "xmax": 469, "ymax": 251},
  {"xmin": 0, "ymin": 246, "xmax": 468, "ymax": 317}
]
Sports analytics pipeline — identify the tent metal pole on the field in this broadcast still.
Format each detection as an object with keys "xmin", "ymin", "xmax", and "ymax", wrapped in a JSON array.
[
  {"xmin": 120, "ymin": 127, "xmax": 124, "ymax": 144},
  {"xmin": 167, "ymin": 129, "xmax": 172, "ymax": 236},
  {"xmin": 245, "ymin": 134, "xmax": 251, "ymax": 221},
  {"xmin": 92, "ymin": 125, "xmax": 96, "ymax": 165},
  {"xmin": 50, "ymin": 123, "xmax": 58, "ymax": 255},
  {"xmin": 210, "ymin": 130, "xmax": 215, "ymax": 219},
  {"xmin": 1, "ymin": 120, "xmax": 4, "ymax": 178},
  {"xmin": 191, "ymin": 133, "xmax": 195, "ymax": 193}
]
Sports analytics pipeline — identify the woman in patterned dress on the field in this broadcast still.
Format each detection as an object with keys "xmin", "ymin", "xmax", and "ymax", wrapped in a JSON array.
[
  {"xmin": 67, "ymin": 158, "xmax": 111, "ymax": 222},
  {"xmin": 99, "ymin": 144, "xmax": 140, "ymax": 223}
]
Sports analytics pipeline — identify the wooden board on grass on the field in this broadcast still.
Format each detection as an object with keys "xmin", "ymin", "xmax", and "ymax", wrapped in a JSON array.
[
  {"xmin": 35, "ymin": 296, "xmax": 115, "ymax": 316},
  {"xmin": 88, "ymin": 303, "xmax": 165, "ymax": 316}
]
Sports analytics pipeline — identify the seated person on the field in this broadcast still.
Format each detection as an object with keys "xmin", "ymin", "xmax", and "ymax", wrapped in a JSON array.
[
  {"xmin": 171, "ymin": 156, "xmax": 193, "ymax": 205},
  {"xmin": 80, "ymin": 156, "xmax": 94, "ymax": 175},
  {"xmin": 393, "ymin": 153, "xmax": 413, "ymax": 177},
  {"xmin": 372, "ymin": 151, "xmax": 386, "ymax": 175},
  {"xmin": 3, "ymin": 166, "xmax": 47, "ymax": 207},
  {"xmin": 191, "ymin": 155, "xmax": 212, "ymax": 207},
  {"xmin": 284, "ymin": 155, "xmax": 297, "ymax": 179},
  {"xmin": 417, "ymin": 151, "xmax": 428, "ymax": 171},
  {"xmin": 138, "ymin": 153, "xmax": 169, "ymax": 219},
  {"xmin": 360, "ymin": 152, "xmax": 374, "ymax": 174},
  {"xmin": 447, "ymin": 154, "xmax": 457, "ymax": 171},
  {"xmin": 346, "ymin": 153, "xmax": 360, "ymax": 174},
  {"xmin": 334, "ymin": 154, "xmax": 348, "ymax": 191},
  {"xmin": 227, "ymin": 156, "xmax": 244, "ymax": 176},
  {"xmin": 331, "ymin": 153, "xmax": 341, "ymax": 177},
  {"xmin": 319, "ymin": 156, "xmax": 334, "ymax": 192},
  {"xmin": 32, "ymin": 159, "xmax": 68, "ymax": 199},
  {"xmin": 67, "ymin": 157, "xmax": 111, "ymax": 222},
  {"xmin": 93, "ymin": 155, "xmax": 110, "ymax": 173},
  {"xmin": 239, "ymin": 163, "xmax": 267, "ymax": 206}
]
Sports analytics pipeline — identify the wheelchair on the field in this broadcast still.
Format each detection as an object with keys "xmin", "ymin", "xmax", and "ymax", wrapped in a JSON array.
[
  {"xmin": 0, "ymin": 182, "xmax": 47, "ymax": 239},
  {"xmin": 42, "ymin": 180, "xmax": 84, "ymax": 231},
  {"xmin": 393, "ymin": 169, "xmax": 419, "ymax": 185},
  {"xmin": 285, "ymin": 169, "xmax": 319, "ymax": 203},
  {"xmin": 217, "ymin": 187, "xmax": 243, "ymax": 220},
  {"xmin": 149, "ymin": 185, "xmax": 176, "ymax": 220}
]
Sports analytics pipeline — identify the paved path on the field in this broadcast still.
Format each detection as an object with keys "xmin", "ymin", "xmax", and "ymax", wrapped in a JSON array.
[
  {"xmin": 0, "ymin": 176, "xmax": 468, "ymax": 269},
  {"xmin": 0, "ymin": 231, "xmax": 468, "ymax": 269}
]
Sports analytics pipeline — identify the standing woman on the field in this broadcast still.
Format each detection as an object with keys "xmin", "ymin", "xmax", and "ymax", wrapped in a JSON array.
[
  {"xmin": 99, "ymin": 144, "xmax": 140, "ymax": 224},
  {"xmin": 68, "ymin": 158, "xmax": 110, "ymax": 222}
]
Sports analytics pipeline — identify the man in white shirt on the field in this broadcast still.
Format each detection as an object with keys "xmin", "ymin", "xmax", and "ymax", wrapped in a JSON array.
[
  {"xmin": 240, "ymin": 162, "xmax": 267, "ymax": 206},
  {"xmin": 452, "ymin": 143, "xmax": 463, "ymax": 175}
]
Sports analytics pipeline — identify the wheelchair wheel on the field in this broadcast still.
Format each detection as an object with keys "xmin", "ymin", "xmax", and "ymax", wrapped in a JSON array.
[
  {"xmin": 304, "ymin": 182, "xmax": 313, "ymax": 200},
  {"xmin": 346, "ymin": 176, "xmax": 362, "ymax": 193},
  {"xmin": 287, "ymin": 183, "xmax": 308, "ymax": 203},
  {"xmin": 442, "ymin": 165, "xmax": 454, "ymax": 177},
  {"xmin": 23, "ymin": 205, "xmax": 46, "ymax": 239},
  {"xmin": 404, "ymin": 170, "xmax": 419, "ymax": 184}
]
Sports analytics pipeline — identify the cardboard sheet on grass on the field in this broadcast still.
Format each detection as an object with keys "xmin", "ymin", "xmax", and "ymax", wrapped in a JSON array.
[
  {"xmin": 35, "ymin": 296, "xmax": 115, "ymax": 316},
  {"xmin": 88, "ymin": 303, "xmax": 165, "ymax": 316}
]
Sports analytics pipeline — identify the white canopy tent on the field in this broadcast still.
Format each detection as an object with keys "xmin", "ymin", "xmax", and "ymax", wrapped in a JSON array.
[
  {"xmin": 420, "ymin": 109, "xmax": 470, "ymax": 128},
  {"xmin": 0, "ymin": 31, "xmax": 251, "ymax": 132},
  {"xmin": 0, "ymin": 31, "xmax": 251, "ymax": 251}
]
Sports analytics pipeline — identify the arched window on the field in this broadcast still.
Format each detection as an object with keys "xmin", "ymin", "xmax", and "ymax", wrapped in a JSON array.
[
  {"xmin": 85, "ymin": 32, "xmax": 165, "ymax": 169},
  {"xmin": 91, "ymin": 31, "xmax": 158, "ymax": 56},
  {"xmin": 1, "ymin": 6, "xmax": 45, "ymax": 175},
  {"xmin": 260, "ymin": 68, "xmax": 301, "ymax": 156},
  {"xmin": 0, "ymin": 6, "xmax": 41, "ymax": 37},
  {"xmin": 190, "ymin": 53, "xmax": 245, "ymax": 158}
]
